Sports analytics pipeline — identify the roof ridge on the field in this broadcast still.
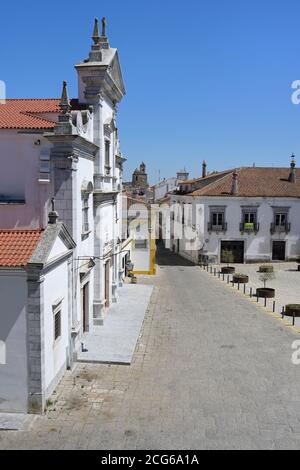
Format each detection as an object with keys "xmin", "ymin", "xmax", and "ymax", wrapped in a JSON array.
[
  {"xmin": 20, "ymin": 111, "xmax": 58, "ymax": 123},
  {"xmin": 5, "ymin": 98, "xmax": 60, "ymax": 101},
  {"xmin": 0, "ymin": 228, "xmax": 43, "ymax": 233},
  {"xmin": 188, "ymin": 171, "xmax": 234, "ymax": 196}
]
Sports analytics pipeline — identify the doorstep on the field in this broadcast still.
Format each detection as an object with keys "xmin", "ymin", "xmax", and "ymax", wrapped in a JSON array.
[{"xmin": 0, "ymin": 413, "xmax": 36, "ymax": 431}]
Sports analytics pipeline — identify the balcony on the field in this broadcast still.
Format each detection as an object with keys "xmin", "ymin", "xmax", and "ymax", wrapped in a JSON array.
[
  {"xmin": 270, "ymin": 223, "xmax": 291, "ymax": 234},
  {"xmin": 208, "ymin": 222, "xmax": 227, "ymax": 232},
  {"xmin": 239, "ymin": 222, "xmax": 259, "ymax": 233}
]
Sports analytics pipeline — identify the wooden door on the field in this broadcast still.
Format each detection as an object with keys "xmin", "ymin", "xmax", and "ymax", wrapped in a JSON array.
[
  {"xmin": 82, "ymin": 282, "xmax": 89, "ymax": 332},
  {"xmin": 272, "ymin": 241, "xmax": 286, "ymax": 261}
]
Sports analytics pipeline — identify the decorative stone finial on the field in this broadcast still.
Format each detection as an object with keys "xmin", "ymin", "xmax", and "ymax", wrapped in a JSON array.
[
  {"xmin": 102, "ymin": 17, "xmax": 106, "ymax": 37},
  {"xmin": 92, "ymin": 18, "xmax": 100, "ymax": 44},
  {"xmin": 48, "ymin": 198, "xmax": 59, "ymax": 224},
  {"xmin": 59, "ymin": 81, "xmax": 71, "ymax": 114}
]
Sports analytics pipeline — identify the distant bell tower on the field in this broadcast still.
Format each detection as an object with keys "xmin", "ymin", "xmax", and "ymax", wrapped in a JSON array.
[{"xmin": 132, "ymin": 162, "xmax": 148, "ymax": 188}]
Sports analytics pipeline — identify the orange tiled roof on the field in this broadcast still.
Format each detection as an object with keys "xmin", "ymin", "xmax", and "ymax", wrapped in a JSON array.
[
  {"xmin": 0, "ymin": 98, "xmax": 84, "ymax": 130},
  {"xmin": 189, "ymin": 167, "xmax": 300, "ymax": 198},
  {"xmin": 0, "ymin": 229, "xmax": 43, "ymax": 267}
]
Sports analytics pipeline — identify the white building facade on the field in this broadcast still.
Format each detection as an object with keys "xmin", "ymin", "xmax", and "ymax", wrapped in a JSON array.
[
  {"xmin": 168, "ymin": 165, "xmax": 300, "ymax": 264},
  {"xmin": 0, "ymin": 18, "xmax": 128, "ymax": 412}
]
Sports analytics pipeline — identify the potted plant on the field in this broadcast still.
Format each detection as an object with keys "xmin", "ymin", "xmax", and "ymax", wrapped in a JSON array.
[
  {"xmin": 259, "ymin": 264, "xmax": 274, "ymax": 273},
  {"xmin": 232, "ymin": 273, "xmax": 249, "ymax": 284},
  {"xmin": 221, "ymin": 250, "xmax": 235, "ymax": 274},
  {"xmin": 256, "ymin": 270, "xmax": 275, "ymax": 298},
  {"xmin": 285, "ymin": 304, "xmax": 300, "ymax": 317}
]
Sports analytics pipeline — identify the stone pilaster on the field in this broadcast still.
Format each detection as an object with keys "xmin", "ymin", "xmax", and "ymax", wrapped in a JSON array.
[{"xmin": 26, "ymin": 269, "xmax": 45, "ymax": 414}]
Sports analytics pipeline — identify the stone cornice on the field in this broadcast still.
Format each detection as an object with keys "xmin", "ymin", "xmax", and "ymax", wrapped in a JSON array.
[
  {"xmin": 44, "ymin": 134, "xmax": 98, "ymax": 162},
  {"xmin": 93, "ymin": 190, "xmax": 119, "ymax": 206}
]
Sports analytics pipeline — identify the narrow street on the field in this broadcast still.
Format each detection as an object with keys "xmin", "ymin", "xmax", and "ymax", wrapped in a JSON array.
[{"xmin": 1, "ymin": 245, "xmax": 300, "ymax": 450}]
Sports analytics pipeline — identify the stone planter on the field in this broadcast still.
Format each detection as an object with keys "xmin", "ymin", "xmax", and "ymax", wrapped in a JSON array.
[
  {"xmin": 256, "ymin": 288, "xmax": 275, "ymax": 299},
  {"xmin": 285, "ymin": 304, "xmax": 300, "ymax": 317},
  {"xmin": 259, "ymin": 265, "xmax": 274, "ymax": 273},
  {"xmin": 221, "ymin": 267, "xmax": 235, "ymax": 274},
  {"xmin": 232, "ymin": 274, "xmax": 249, "ymax": 284}
]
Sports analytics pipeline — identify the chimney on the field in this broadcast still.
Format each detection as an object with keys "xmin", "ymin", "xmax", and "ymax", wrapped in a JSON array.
[
  {"xmin": 202, "ymin": 161, "xmax": 207, "ymax": 178},
  {"xmin": 231, "ymin": 171, "xmax": 238, "ymax": 195},
  {"xmin": 48, "ymin": 198, "xmax": 59, "ymax": 224},
  {"xmin": 289, "ymin": 154, "xmax": 296, "ymax": 183}
]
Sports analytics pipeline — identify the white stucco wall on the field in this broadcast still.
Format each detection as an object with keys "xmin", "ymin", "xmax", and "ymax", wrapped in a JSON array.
[
  {"xmin": 42, "ymin": 258, "xmax": 70, "ymax": 397},
  {"xmin": 154, "ymin": 178, "xmax": 177, "ymax": 201},
  {"xmin": 0, "ymin": 131, "xmax": 52, "ymax": 229},
  {"xmin": 0, "ymin": 269, "xmax": 28, "ymax": 412},
  {"xmin": 171, "ymin": 195, "xmax": 300, "ymax": 263}
]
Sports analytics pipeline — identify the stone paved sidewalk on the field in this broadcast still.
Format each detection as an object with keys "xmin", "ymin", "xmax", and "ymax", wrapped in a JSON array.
[
  {"xmin": 77, "ymin": 284, "xmax": 153, "ymax": 364},
  {"xmin": 1, "ymin": 247, "xmax": 300, "ymax": 450}
]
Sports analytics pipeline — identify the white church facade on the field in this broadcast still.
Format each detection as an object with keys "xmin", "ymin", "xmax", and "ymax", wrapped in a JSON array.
[{"xmin": 0, "ymin": 18, "xmax": 130, "ymax": 413}]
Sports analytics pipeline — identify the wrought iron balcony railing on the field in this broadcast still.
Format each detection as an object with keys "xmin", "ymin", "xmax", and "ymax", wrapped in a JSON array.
[
  {"xmin": 239, "ymin": 222, "xmax": 260, "ymax": 233},
  {"xmin": 270, "ymin": 223, "xmax": 291, "ymax": 234},
  {"xmin": 207, "ymin": 222, "xmax": 227, "ymax": 232}
]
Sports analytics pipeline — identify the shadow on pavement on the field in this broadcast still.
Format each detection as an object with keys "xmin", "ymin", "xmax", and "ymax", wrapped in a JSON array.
[{"xmin": 156, "ymin": 242, "xmax": 195, "ymax": 267}]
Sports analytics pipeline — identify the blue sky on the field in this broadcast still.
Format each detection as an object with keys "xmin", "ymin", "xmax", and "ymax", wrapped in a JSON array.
[{"xmin": 1, "ymin": 0, "xmax": 300, "ymax": 183}]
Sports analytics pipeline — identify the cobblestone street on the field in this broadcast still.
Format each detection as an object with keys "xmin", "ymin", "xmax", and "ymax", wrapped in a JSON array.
[{"xmin": 1, "ymin": 246, "xmax": 300, "ymax": 450}]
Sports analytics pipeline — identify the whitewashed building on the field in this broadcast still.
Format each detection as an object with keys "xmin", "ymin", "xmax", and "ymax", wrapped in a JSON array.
[
  {"xmin": 0, "ymin": 18, "xmax": 128, "ymax": 412},
  {"xmin": 0, "ymin": 215, "xmax": 75, "ymax": 413},
  {"xmin": 169, "ymin": 162, "xmax": 300, "ymax": 264},
  {"xmin": 153, "ymin": 170, "xmax": 189, "ymax": 202}
]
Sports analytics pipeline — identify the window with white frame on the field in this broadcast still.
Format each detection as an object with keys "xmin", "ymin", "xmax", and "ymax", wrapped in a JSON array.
[
  {"xmin": 82, "ymin": 195, "xmax": 89, "ymax": 233},
  {"xmin": 275, "ymin": 212, "xmax": 287, "ymax": 227},
  {"xmin": 208, "ymin": 206, "xmax": 227, "ymax": 231},
  {"xmin": 212, "ymin": 212, "xmax": 224, "ymax": 226},
  {"xmin": 241, "ymin": 207, "xmax": 258, "ymax": 231},
  {"xmin": 38, "ymin": 148, "xmax": 50, "ymax": 182},
  {"xmin": 271, "ymin": 207, "xmax": 290, "ymax": 233}
]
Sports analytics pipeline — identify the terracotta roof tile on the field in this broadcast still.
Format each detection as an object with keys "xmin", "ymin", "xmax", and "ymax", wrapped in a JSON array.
[
  {"xmin": 0, "ymin": 230, "xmax": 43, "ymax": 267},
  {"xmin": 189, "ymin": 167, "xmax": 300, "ymax": 198},
  {"xmin": 0, "ymin": 98, "xmax": 85, "ymax": 130}
]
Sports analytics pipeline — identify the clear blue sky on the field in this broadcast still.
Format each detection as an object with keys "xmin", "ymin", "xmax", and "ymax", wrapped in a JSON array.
[{"xmin": 1, "ymin": 0, "xmax": 300, "ymax": 183}]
